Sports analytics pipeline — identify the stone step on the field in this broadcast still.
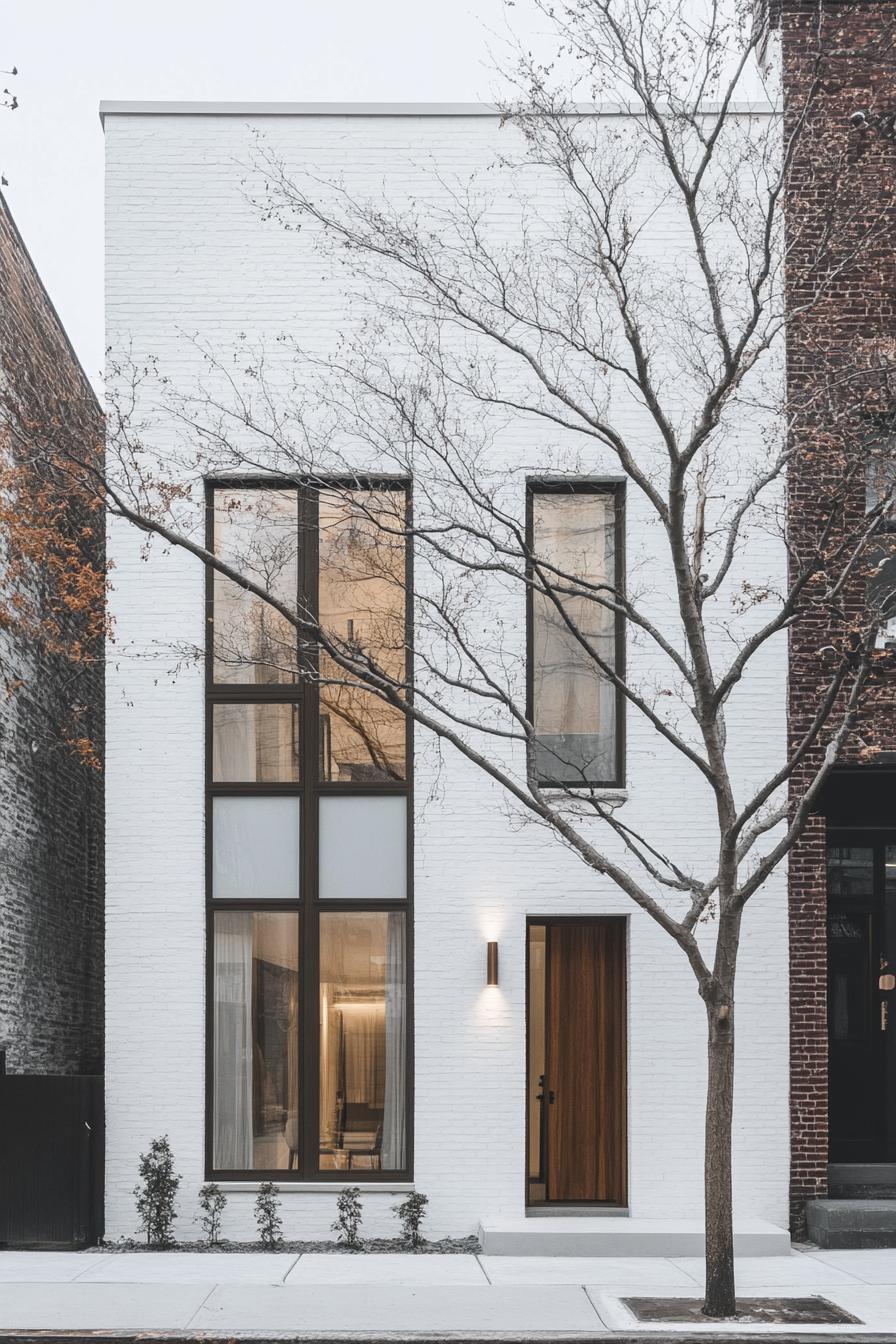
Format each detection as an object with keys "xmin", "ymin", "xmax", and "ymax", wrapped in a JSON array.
[
  {"xmin": 807, "ymin": 1198, "xmax": 896, "ymax": 1249},
  {"xmin": 479, "ymin": 1216, "xmax": 790, "ymax": 1257},
  {"xmin": 829, "ymin": 1163, "xmax": 896, "ymax": 1200}
]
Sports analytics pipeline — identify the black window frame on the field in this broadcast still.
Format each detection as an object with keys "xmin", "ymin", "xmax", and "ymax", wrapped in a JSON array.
[
  {"xmin": 526, "ymin": 479, "xmax": 626, "ymax": 790},
  {"xmin": 204, "ymin": 476, "xmax": 414, "ymax": 1184},
  {"xmin": 865, "ymin": 455, "xmax": 896, "ymax": 632}
]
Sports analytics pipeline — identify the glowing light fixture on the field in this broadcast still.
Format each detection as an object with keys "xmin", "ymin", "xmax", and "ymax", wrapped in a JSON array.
[{"xmin": 487, "ymin": 941, "xmax": 499, "ymax": 987}]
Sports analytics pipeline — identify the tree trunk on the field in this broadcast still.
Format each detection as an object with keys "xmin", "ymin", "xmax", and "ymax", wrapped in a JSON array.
[{"xmin": 702, "ymin": 997, "xmax": 736, "ymax": 1319}]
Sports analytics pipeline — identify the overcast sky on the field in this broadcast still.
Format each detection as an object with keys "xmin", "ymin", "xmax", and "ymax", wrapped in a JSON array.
[
  {"xmin": 3, "ymin": 2, "xmax": 766, "ymax": 397},
  {"xmin": 3, "ymin": 0, "xmax": 534, "ymax": 393}
]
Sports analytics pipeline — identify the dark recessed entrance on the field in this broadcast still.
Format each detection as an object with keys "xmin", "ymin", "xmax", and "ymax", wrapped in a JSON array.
[
  {"xmin": 526, "ymin": 917, "xmax": 627, "ymax": 1207},
  {"xmin": 828, "ymin": 831, "xmax": 896, "ymax": 1163}
]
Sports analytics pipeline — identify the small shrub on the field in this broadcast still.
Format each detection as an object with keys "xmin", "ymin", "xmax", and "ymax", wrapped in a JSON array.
[
  {"xmin": 134, "ymin": 1135, "xmax": 181, "ymax": 1247},
  {"xmin": 254, "ymin": 1181, "xmax": 283, "ymax": 1248},
  {"xmin": 332, "ymin": 1185, "xmax": 363, "ymax": 1250},
  {"xmin": 393, "ymin": 1190, "xmax": 428, "ymax": 1249},
  {"xmin": 198, "ymin": 1182, "xmax": 227, "ymax": 1245}
]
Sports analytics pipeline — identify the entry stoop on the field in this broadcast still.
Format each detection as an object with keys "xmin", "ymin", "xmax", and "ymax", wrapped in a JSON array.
[
  {"xmin": 479, "ymin": 1217, "xmax": 790, "ymax": 1256},
  {"xmin": 807, "ymin": 1199, "xmax": 896, "ymax": 1249}
]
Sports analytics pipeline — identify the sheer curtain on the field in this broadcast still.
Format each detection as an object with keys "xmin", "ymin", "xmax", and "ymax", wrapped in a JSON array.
[
  {"xmin": 532, "ymin": 492, "xmax": 617, "ymax": 781},
  {"xmin": 341, "ymin": 1003, "xmax": 385, "ymax": 1103},
  {"xmin": 382, "ymin": 912, "xmax": 407, "ymax": 1169},
  {"xmin": 213, "ymin": 911, "xmax": 253, "ymax": 1169}
]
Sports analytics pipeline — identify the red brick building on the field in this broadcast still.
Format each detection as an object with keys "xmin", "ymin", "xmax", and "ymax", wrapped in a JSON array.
[{"xmin": 772, "ymin": 0, "xmax": 896, "ymax": 1238}]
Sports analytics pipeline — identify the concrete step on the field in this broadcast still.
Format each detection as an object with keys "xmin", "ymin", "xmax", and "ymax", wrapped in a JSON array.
[
  {"xmin": 829, "ymin": 1163, "xmax": 896, "ymax": 1199},
  {"xmin": 479, "ymin": 1216, "xmax": 790, "ymax": 1257},
  {"xmin": 807, "ymin": 1198, "xmax": 896, "ymax": 1249}
]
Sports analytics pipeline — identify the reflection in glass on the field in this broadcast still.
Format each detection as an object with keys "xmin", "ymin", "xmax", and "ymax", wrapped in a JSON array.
[
  {"xmin": 318, "ymin": 490, "xmax": 406, "ymax": 781},
  {"xmin": 827, "ymin": 846, "xmax": 875, "ymax": 899},
  {"xmin": 213, "ymin": 489, "xmax": 299, "ymax": 685},
  {"xmin": 213, "ymin": 796, "xmax": 300, "ymax": 900},
  {"xmin": 866, "ymin": 542, "xmax": 896, "ymax": 629},
  {"xmin": 319, "ymin": 912, "xmax": 406, "ymax": 1172},
  {"xmin": 828, "ymin": 914, "xmax": 870, "ymax": 1042},
  {"xmin": 319, "ymin": 676, "xmax": 406, "ymax": 782},
  {"xmin": 532, "ymin": 492, "xmax": 617, "ymax": 784},
  {"xmin": 318, "ymin": 796, "xmax": 407, "ymax": 900},
  {"xmin": 213, "ymin": 702, "xmax": 301, "ymax": 783},
  {"xmin": 212, "ymin": 911, "xmax": 300, "ymax": 1169}
]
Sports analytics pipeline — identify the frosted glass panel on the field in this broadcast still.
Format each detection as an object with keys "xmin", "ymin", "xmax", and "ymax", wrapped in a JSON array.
[
  {"xmin": 318, "ymin": 796, "xmax": 406, "ymax": 900},
  {"xmin": 213, "ymin": 796, "xmax": 300, "ymax": 900}
]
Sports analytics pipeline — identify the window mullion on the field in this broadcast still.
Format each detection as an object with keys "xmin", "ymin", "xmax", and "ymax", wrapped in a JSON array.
[{"xmin": 299, "ymin": 485, "xmax": 320, "ymax": 1180}]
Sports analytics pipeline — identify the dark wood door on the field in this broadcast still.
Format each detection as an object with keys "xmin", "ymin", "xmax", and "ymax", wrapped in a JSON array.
[
  {"xmin": 828, "ymin": 834, "xmax": 896, "ymax": 1162},
  {"xmin": 543, "ymin": 919, "xmax": 626, "ymax": 1204}
]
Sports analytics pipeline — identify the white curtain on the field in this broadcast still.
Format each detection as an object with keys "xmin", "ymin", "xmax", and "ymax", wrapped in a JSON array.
[
  {"xmin": 213, "ymin": 911, "xmax": 253, "ymax": 1169},
  {"xmin": 381, "ymin": 912, "xmax": 406, "ymax": 1169}
]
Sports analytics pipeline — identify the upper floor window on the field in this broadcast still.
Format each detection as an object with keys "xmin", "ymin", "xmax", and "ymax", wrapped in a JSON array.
[
  {"xmin": 865, "ymin": 453, "xmax": 896, "ymax": 649},
  {"xmin": 213, "ymin": 488, "xmax": 300, "ymax": 685},
  {"xmin": 528, "ymin": 483, "xmax": 624, "ymax": 787}
]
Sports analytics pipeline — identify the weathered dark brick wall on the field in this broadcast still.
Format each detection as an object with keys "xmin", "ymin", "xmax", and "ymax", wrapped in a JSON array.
[
  {"xmin": 0, "ymin": 193, "xmax": 104, "ymax": 1076},
  {"xmin": 778, "ymin": 0, "xmax": 896, "ymax": 1233}
]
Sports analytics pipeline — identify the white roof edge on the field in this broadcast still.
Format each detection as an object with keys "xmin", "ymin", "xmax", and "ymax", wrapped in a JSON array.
[{"xmin": 99, "ymin": 99, "xmax": 776, "ymax": 126}]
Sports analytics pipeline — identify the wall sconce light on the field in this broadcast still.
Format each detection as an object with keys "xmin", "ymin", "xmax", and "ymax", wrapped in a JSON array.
[{"xmin": 487, "ymin": 941, "xmax": 499, "ymax": 987}]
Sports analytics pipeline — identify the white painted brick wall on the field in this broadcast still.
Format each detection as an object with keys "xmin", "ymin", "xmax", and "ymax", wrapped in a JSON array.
[{"xmin": 104, "ymin": 109, "xmax": 790, "ymax": 1242}]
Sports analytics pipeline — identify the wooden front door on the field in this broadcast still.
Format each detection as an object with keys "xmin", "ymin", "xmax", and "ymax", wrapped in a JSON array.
[
  {"xmin": 527, "ymin": 919, "xmax": 627, "ymax": 1206},
  {"xmin": 828, "ymin": 833, "xmax": 896, "ymax": 1162}
]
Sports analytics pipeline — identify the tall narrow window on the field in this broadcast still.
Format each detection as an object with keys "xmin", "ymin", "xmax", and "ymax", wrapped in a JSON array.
[
  {"xmin": 318, "ymin": 490, "xmax": 407, "ymax": 782},
  {"xmin": 865, "ymin": 453, "xmax": 896, "ymax": 649},
  {"xmin": 319, "ymin": 911, "xmax": 407, "ymax": 1171},
  {"xmin": 529, "ymin": 485, "xmax": 623, "ymax": 786},
  {"xmin": 213, "ymin": 489, "xmax": 300, "ymax": 684},
  {"xmin": 212, "ymin": 911, "xmax": 300, "ymax": 1170},
  {"xmin": 207, "ymin": 481, "xmax": 411, "ymax": 1179}
]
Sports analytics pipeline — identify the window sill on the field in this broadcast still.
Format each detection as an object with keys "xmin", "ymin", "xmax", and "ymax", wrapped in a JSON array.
[
  {"xmin": 215, "ymin": 1181, "xmax": 415, "ymax": 1194},
  {"xmin": 541, "ymin": 787, "xmax": 628, "ymax": 804}
]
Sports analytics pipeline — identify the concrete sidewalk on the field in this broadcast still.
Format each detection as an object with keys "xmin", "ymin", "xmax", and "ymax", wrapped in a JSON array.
[{"xmin": 2, "ymin": 1247, "xmax": 896, "ymax": 1336}]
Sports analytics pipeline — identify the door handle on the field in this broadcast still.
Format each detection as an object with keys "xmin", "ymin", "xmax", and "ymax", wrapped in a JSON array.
[
  {"xmin": 535, "ymin": 1075, "xmax": 556, "ymax": 1104},
  {"xmin": 883, "ymin": 1001, "xmax": 889, "ymax": 1033}
]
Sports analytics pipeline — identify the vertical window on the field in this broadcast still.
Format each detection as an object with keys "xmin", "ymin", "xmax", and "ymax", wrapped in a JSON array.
[
  {"xmin": 529, "ymin": 485, "xmax": 624, "ymax": 786},
  {"xmin": 318, "ymin": 490, "xmax": 407, "ymax": 782},
  {"xmin": 865, "ymin": 454, "xmax": 896, "ymax": 649},
  {"xmin": 319, "ymin": 911, "xmax": 407, "ymax": 1171},
  {"xmin": 213, "ymin": 489, "xmax": 299, "ymax": 684},
  {"xmin": 207, "ymin": 482, "xmax": 411, "ymax": 1178},
  {"xmin": 212, "ymin": 911, "xmax": 300, "ymax": 1170}
]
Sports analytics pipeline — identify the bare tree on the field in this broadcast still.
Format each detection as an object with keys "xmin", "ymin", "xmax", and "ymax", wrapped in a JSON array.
[
  {"xmin": 1, "ymin": 64, "xmax": 17, "ymax": 113},
  {"xmin": 85, "ymin": 0, "xmax": 896, "ymax": 1318}
]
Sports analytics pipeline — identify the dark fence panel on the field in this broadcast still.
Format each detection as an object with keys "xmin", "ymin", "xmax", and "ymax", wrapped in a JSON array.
[{"xmin": 0, "ymin": 1074, "xmax": 103, "ymax": 1247}]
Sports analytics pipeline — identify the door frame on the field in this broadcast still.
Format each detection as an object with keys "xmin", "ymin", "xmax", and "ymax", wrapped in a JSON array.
[{"xmin": 525, "ymin": 914, "xmax": 629, "ymax": 1209}]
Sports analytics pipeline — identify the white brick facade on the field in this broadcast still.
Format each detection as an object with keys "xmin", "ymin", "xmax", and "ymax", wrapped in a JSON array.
[{"xmin": 104, "ymin": 106, "xmax": 790, "ymax": 1243}]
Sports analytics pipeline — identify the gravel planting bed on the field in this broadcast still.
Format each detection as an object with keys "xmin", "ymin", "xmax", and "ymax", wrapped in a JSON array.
[{"xmin": 93, "ymin": 1236, "xmax": 480, "ymax": 1254}]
